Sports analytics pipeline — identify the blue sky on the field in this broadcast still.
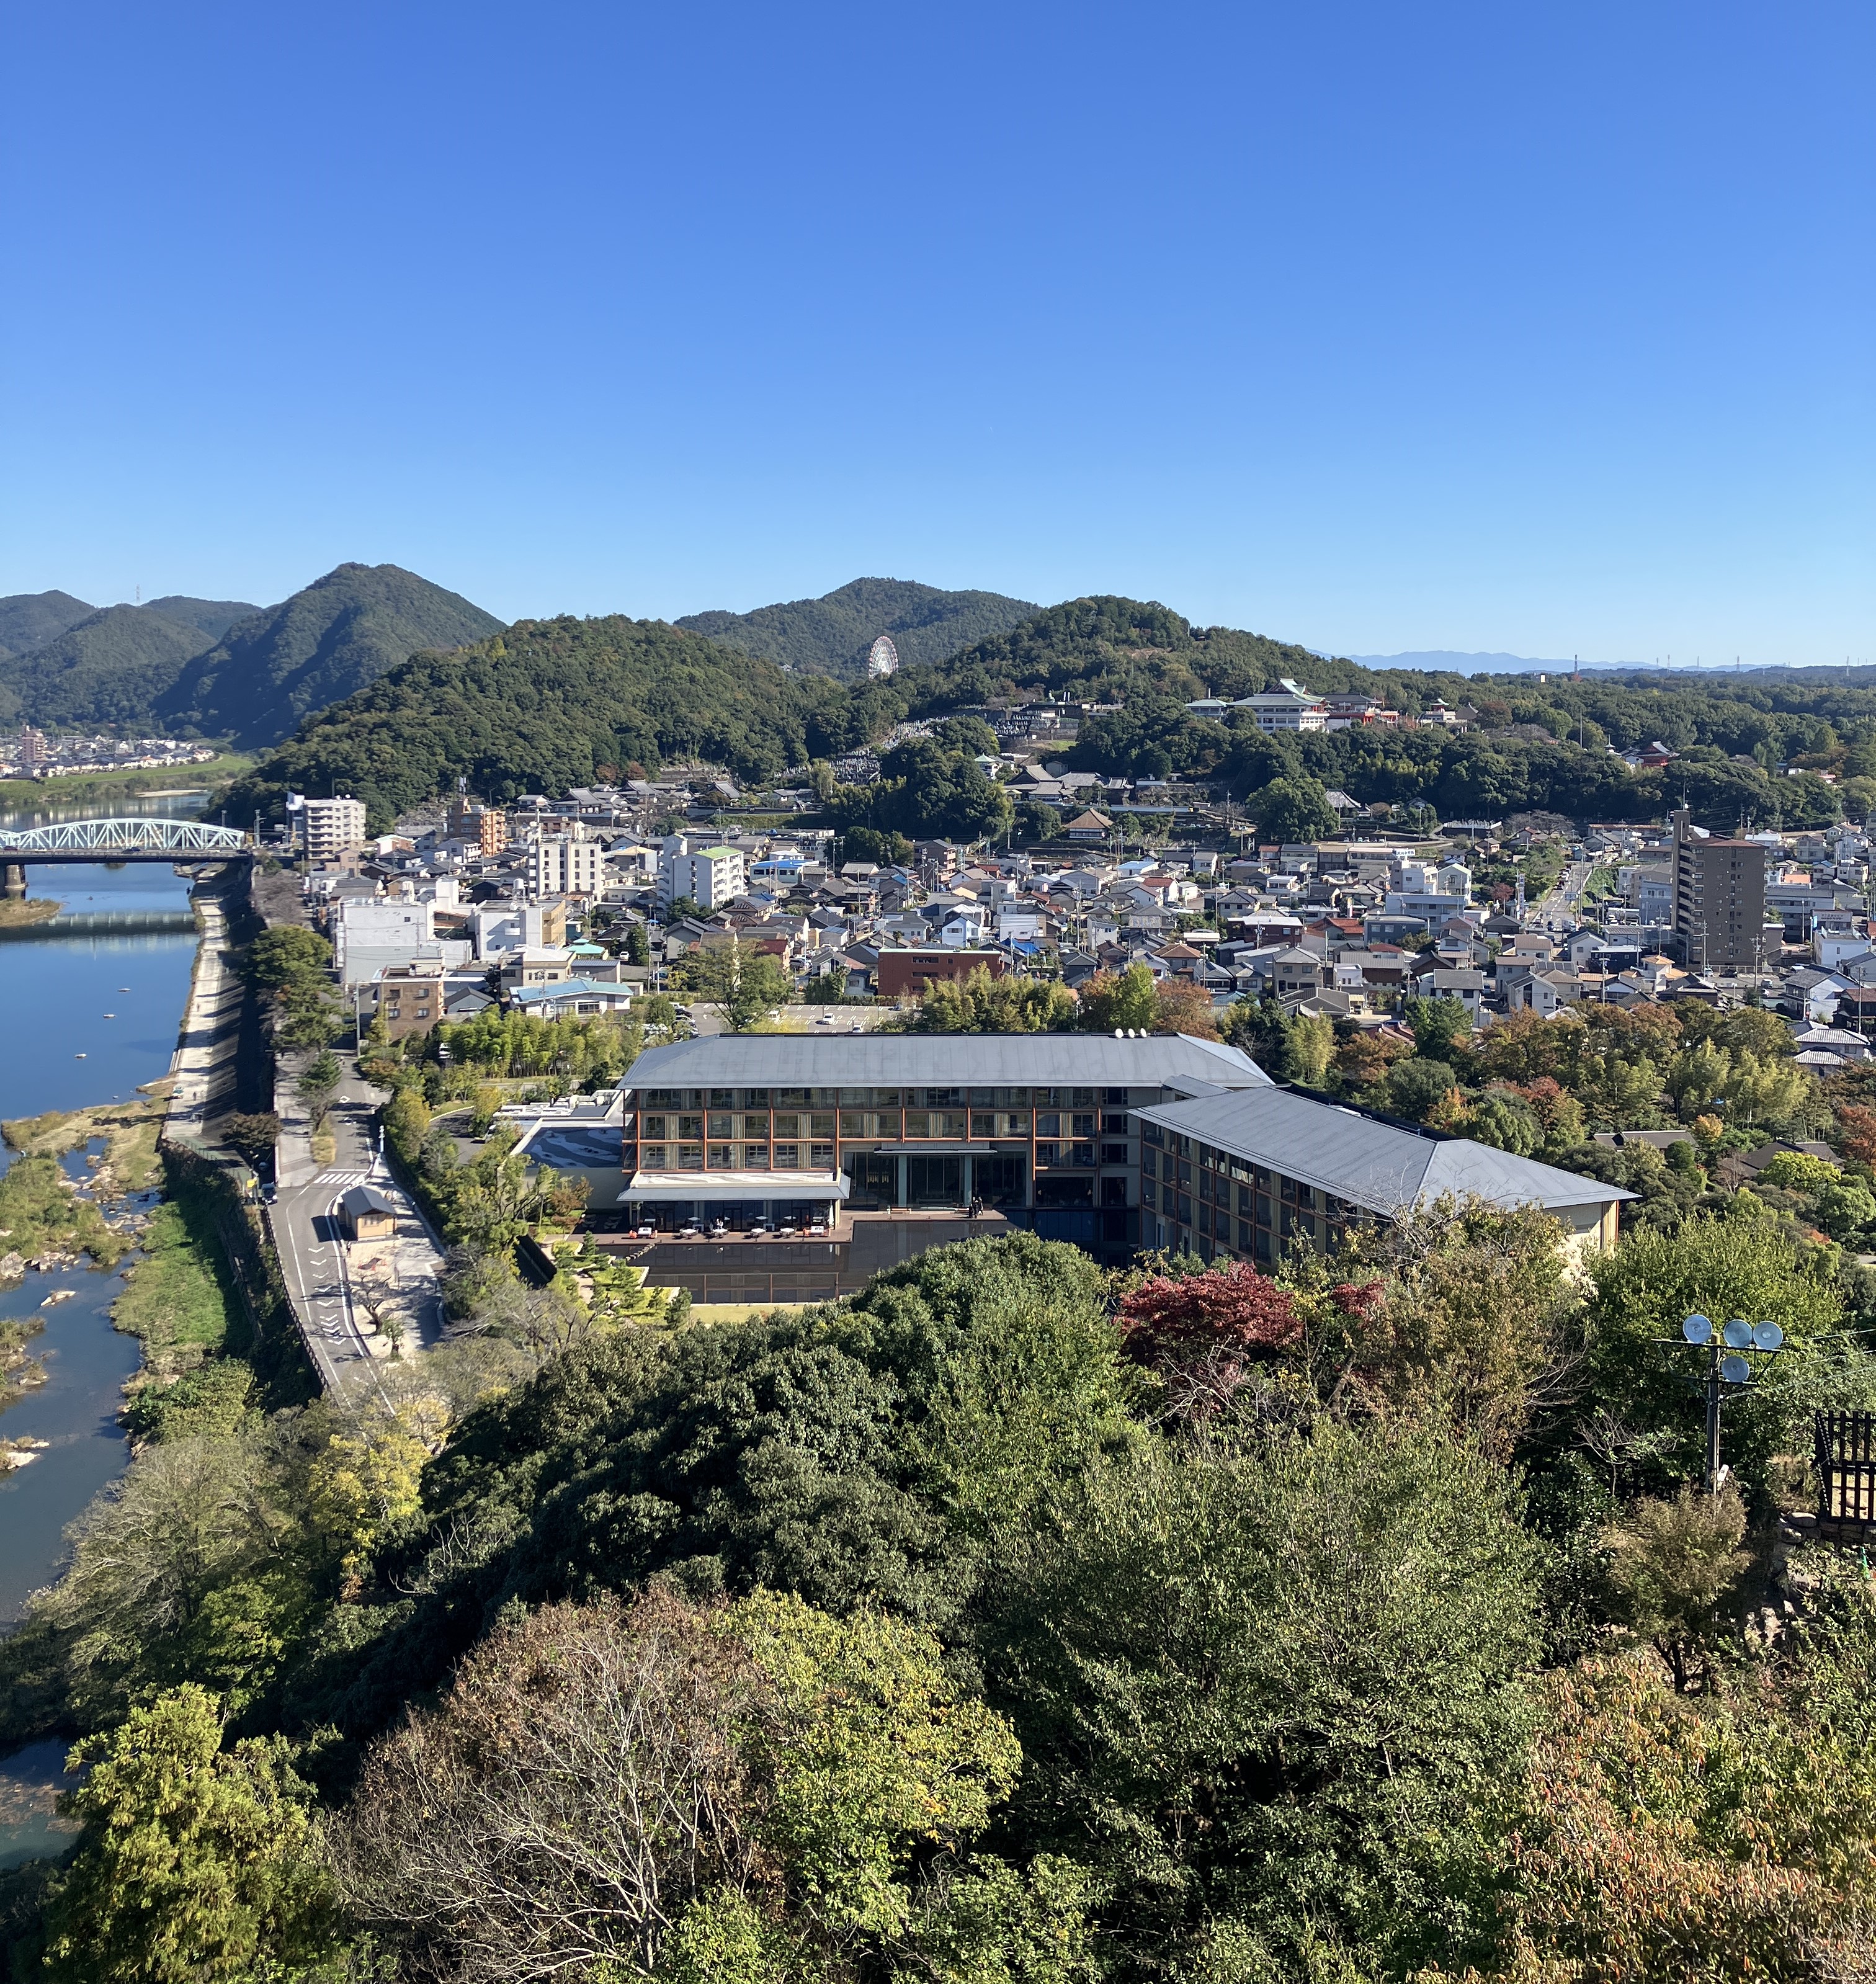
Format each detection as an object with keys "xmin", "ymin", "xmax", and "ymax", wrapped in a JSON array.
[{"xmin": 4, "ymin": 1, "xmax": 1869, "ymax": 664}]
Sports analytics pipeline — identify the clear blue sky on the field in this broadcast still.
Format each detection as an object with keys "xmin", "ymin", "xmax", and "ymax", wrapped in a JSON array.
[{"xmin": 4, "ymin": 1, "xmax": 1869, "ymax": 665}]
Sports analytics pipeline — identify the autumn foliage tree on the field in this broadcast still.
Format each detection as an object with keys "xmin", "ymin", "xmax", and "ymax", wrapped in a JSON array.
[{"xmin": 1118, "ymin": 1261, "xmax": 1303, "ymax": 1417}]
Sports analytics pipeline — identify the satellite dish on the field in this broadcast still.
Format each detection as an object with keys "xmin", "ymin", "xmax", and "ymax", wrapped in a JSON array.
[
  {"xmin": 1753, "ymin": 1320, "xmax": 1784, "ymax": 1352},
  {"xmin": 1722, "ymin": 1318, "xmax": 1753, "ymax": 1348},
  {"xmin": 1721, "ymin": 1353, "xmax": 1752, "ymax": 1385},
  {"xmin": 1682, "ymin": 1314, "xmax": 1712, "ymax": 1344}
]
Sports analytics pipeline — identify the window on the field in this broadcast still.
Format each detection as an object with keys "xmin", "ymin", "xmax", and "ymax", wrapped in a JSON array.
[
  {"xmin": 1142, "ymin": 1122, "xmax": 1164, "ymax": 1146},
  {"xmin": 741, "ymin": 1146, "xmax": 769, "ymax": 1169},
  {"xmin": 1141, "ymin": 1180, "xmax": 1158, "ymax": 1208},
  {"xmin": 641, "ymin": 1115, "xmax": 667, "ymax": 1140},
  {"xmin": 810, "ymin": 1143, "xmax": 834, "ymax": 1166},
  {"xmin": 772, "ymin": 1114, "xmax": 798, "ymax": 1138},
  {"xmin": 1073, "ymin": 1114, "xmax": 1096, "ymax": 1138},
  {"xmin": 971, "ymin": 1112, "xmax": 996, "ymax": 1138},
  {"xmin": 1035, "ymin": 1142, "xmax": 1060, "ymax": 1166},
  {"xmin": 1101, "ymin": 1112, "xmax": 1128, "ymax": 1134},
  {"xmin": 710, "ymin": 1090, "xmax": 735, "ymax": 1107},
  {"xmin": 1037, "ymin": 1112, "xmax": 1060, "ymax": 1137},
  {"xmin": 1103, "ymin": 1086, "xmax": 1128, "ymax": 1106},
  {"xmin": 924, "ymin": 1088, "xmax": 965, "ymax": 1107},
  {"xmin": 679, "ymin": 1115, "xmax": 703, "ymax": 1140},
  {"xmin": 1101, "ymin": 1143, "xmax": 1128, "ymax": 1165},
  {"xmin": 640, "ymin": 1145, "xmax": 667, "ymax": 1169},
  {"xmin": 774, "ymin": 1143, "xmax": 799, "ymax": 1168},
  {"xmin": 1141, "ymin": 1149, "xmax": 1158, "ymax": 1177},
  {"xmin": 741, "ymin": 1089, "xmax": 770, "ymax": 1107},
  {"xmin": 678, "ymin": 1145, "xmax": 704, "ymax": 1171},
  {"xmin": 708, "ymin": 1113, "xmax": 733, "ymax": 1138},
  {"xmin": 839, "ymin": 1112, "xmax": 869, "ymax": 1137},
  {"xmin": 810, "ymin": 1114, "xmax": 835, "ymax": 1138},
  {"xmin": 740, "ymin": 1114, "xmax": 768, "ymax": 1138},
  {"xmin": 1070, "ymin": 1143, "xmax": 1096, "ymax": 1167},
  {"xmin": 708, "ymin": 1145, "xmax": 735, "ymax": 1169}
]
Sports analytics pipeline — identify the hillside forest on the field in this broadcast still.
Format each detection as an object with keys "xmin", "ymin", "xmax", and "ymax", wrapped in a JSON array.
[
  {"xmin": 223, "ymin": 595, "xmax": 1872, "ymax": 838},
  {"xmin": 6, "ymin": 1171, "xmax": 1876, "ymax": 1982}
]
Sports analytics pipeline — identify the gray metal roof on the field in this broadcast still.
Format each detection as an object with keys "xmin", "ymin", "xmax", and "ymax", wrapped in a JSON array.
[
  {"xmin": 1135, "ymin": 1089, "xmax": 1631, "ymax": 1217},
  {"xmin": 625, "ymin": 1032, "xmax": 1271, "ymax": 1089},
  {"xmin": 339, "ymin": 1184, "xmax": 398, "ymax": 1219}
]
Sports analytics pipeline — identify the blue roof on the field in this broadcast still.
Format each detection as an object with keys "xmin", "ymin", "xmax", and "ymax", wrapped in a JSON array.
[{"xmin": 511, "ymin": 976, "xmax": 631, "ymax": 1008}]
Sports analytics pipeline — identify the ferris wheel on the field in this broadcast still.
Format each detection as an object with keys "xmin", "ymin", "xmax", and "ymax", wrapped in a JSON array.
[{"xmin": 866, "ymin": 635, "xmax": 900, "ymax": 678}]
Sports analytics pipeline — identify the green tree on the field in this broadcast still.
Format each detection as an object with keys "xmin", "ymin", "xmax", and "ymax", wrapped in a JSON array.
[
  {"xmin": 682, "ymin": 940, "xmax": 795, "ymax": 1032},
  {"xmin": 1404, "ymin": 993, "xmax": 1473, "ymax": 1064},
  {"xmin": 1604, "ymin": 1483, "xmax": 1751, "ymax": 1693},
  {"xmin": 1284, "ymin": 1011, "xmax": 1334, "ymax": 1086},
  {"xmin": 624, "ymin": 920, "xmax": 651, "ymax": 967},
  {"xmin": 988, "ymin": 1424, "xmax": 1542, "ymax": 1979},
  {"xmin": 1249, "ymin": 772, "xmax": 1336, "ymax": 845},
  {"xmin": 1076, "ymin": 961, "xmax": 1158, "ymax": 1033},
  {"xmin": 222, "ymin": 1111, "xmax": 282, "ymax": 1174},
  {"xmin": 44, "ymin": 1684, "xmax": 346, "ymax": 1983},
  {"xmin": 241, "ymin": 924, "xmax": 331, "ymax": 991},
  {"xmin": 295, "ymin": 1050, "xmax": 342, "ymax": 1135},
  {"xmin": 1582, "ymin": 1206, "xmax": 1849, "ymax": 1493},
  {"xmin": 913, "ymin": 968, "xmax": 1077, "ymax": 1033}
]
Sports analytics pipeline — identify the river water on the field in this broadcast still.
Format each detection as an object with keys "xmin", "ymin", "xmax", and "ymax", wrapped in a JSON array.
[
  {"xmin": 0, "ymin": 798, "xmax": 205, "ymax": 1609},
  {"xmin": 0, "ymin": 796, "xmax": 211, "ymax": 1853}
]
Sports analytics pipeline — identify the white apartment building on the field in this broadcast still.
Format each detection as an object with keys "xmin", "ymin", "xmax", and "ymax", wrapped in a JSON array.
[
  {"xmin": 658, "ymin": 842, "xmax": 746, "ymax": 912},
  {"xmin": 531, "ymin": 834, "xmax": 607, "ymax": 898},
  {"xmin": 289, "ymin": 794, "xmax": 368, "ymax": 857},
  {"xmin": 334, "ymin": 898, "xmax": 473, "ymax": 987}
]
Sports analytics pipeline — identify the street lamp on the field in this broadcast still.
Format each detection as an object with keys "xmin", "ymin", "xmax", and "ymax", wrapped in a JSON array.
[{"xmin": 1668, "ymin": 1313, "xmax": 1785, "ymax": 1490}]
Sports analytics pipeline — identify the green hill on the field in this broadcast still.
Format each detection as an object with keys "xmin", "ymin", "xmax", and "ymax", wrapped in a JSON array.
[
  {"xmin": 0, "ymin": 605, "xmax": 225, "ymax": 730},
  {"xmin": 143, "ymin": 595, "xmax": 261, "ymax": 643},
  {"xmin": 222, "ymin": 614, "xmax": 867, "ymax": 831},
  {"xmin": 0, "ymin": 589, "xmax": 94, "ymax": 663},
  {"xmin": 678, "ymin": 576, "xmax": 1037, "ymax": 679},
  {"xmin": 156, "ymin": 563, "xmax": 504, "ymax": 746}
]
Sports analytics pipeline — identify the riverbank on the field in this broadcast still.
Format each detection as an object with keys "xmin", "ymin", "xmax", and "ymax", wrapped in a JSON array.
[
  {"xmin": 0, "ymin": 753, "xmax": 254, "ymax": 814},
  {"xmin": 0, "ymin": 901, "xmax": 60, "ymax": 931}
]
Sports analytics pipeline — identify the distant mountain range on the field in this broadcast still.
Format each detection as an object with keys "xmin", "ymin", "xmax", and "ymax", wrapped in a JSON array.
[
  {"xmin": 1342, "ymin": 649, "xmax": 1583, "ymax": 675},
  {"xmin": 0, "ymin": 565, "xmax": 502, "ymax": 744},
  {"xmin": 678, "ymin": 577, "xmax": 1038, "ymax": 680}
]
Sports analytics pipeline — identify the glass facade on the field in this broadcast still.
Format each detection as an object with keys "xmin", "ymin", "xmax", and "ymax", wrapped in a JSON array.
[
  {"xmin": 1137, "ymin": 1120, "xmax": 1359, "ymax": 1264},
  {"xmin": 621, "ymin": 1082, "xmax": 1153, "ymax": 1213}
]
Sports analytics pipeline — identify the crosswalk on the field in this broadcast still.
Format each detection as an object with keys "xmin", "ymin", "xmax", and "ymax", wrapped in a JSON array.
[{"xmin": 316, "ymin": 1169, "xmax": 373, "ymax": 1190}]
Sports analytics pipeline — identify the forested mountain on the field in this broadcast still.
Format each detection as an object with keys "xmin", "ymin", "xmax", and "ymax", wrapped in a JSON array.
[
  {"xmin": 221, "ymin": 613, "xmax": 887, "ymax": 830},
  {"xmin": 677, "ymin": 575, "xmax": 1036, "ymax": 679},
  {"xmin": 141, "ymin": 595, "xmax": 259, "ymax": 643},
  {"xmin": 0, "ymin": 589, "xmax": 92, "ymax": 662},
  {"xmin": 221, "ymin": 588, "xmax": 1874, "ymax": 836},
  {"xmin": 0, "ymin": 604, "xmax": 228, "ymax": 730},
  {"xmin": 156, "ymin": 563, "xmax": 504, "ymax": 747}
]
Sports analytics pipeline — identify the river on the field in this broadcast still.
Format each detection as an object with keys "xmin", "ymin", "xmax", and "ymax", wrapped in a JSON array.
[
  {"xmin": 0, "ymin": 798, "xmax": 208, "ymax": 1608},
  {"xmin": 0, "ymin": 795, "xmax": 214, "ymax": 1857}
]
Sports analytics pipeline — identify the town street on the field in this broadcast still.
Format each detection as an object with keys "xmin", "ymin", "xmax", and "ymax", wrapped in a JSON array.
[{"xmin": 269, "ymin": 1073, "xmax": 445, "ymax": 1400}]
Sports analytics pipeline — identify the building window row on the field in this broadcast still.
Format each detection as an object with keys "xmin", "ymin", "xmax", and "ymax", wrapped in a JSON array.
[{"xmin": 634, "ymin": 1085, "xmax": 1141, "ymax": 1110}]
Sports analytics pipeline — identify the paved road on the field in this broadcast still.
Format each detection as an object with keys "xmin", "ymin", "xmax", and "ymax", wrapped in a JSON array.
[
  {"xmin": 269, "ymin": 1075, "xmax": 445, "ymax": 1401},
  {"xmin": 1531, "ymin": 860, "xmax": 1595, "ymax": 933}
]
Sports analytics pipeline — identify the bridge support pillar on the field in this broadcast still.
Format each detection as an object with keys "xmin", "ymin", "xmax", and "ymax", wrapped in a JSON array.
[{"xmin": 1, "ymin": 863, "xmax": 24, "ymax": 901}]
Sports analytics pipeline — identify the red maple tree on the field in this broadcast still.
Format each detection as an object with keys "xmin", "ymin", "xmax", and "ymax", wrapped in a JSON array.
[{"xmin": 1118, "ymin": 1261, "xmax": 1303, "ymax": 1363}]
